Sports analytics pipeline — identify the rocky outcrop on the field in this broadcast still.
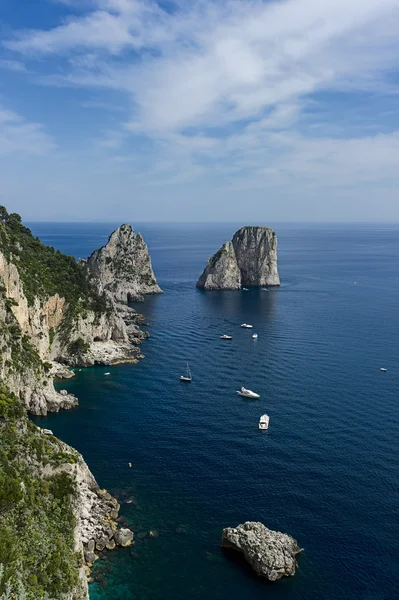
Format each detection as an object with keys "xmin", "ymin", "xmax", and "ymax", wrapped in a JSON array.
[
  {"xmin": 0, "ymin": 235, "xmax": 149, "ymax": 413},
  {"xmin": 197, "ymin": 226, "xmax": 280, "ymax": 290},
  {"xmin": 221, "ymin": 521, "xmax": 301, "ymax": 581},
  {"xmin": 86, "ymin": 224, "xmax": 162, "ymax": 303}
]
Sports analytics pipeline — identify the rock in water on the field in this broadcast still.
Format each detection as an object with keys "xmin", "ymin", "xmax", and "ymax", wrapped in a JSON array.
[
  {"xmin": 196, "ymin": 226, "xmax": 280, "ymax": 290},
  {"xmin": 114, "ymin": 528, "xmax": 134, "ymax": 547},
  {"xmin": 221, "ymin": 521, "xmax": 301, "ymax": 581},
  {"xmin": 86, "ymin": 224, "xmax": 162, "ymax": 302},
  {"xmin": 196, "ymin": 242, "xmax": 241, "ymax": 290}
]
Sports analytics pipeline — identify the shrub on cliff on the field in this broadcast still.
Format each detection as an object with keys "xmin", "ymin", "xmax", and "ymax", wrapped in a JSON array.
[
  {"xmin": 0, "ymin": 381, "xmax": 84, "ymax": 598},
  {"xmin": 0, "ymin": 205, "xmax": 109, "ymax": 315}
]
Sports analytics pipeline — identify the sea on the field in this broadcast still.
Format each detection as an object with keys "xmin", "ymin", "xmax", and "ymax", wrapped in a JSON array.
[{"xmin": 29, "ymin": 222, "xmax": 399, "ymax": 600}]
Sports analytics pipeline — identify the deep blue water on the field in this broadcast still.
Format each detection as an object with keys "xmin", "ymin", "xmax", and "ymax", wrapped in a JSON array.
[{"xmin": 30, "ymin": 222, "xmax": 399, "ymax": 600}]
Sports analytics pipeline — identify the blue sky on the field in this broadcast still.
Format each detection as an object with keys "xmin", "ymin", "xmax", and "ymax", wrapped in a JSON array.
[{"xmin": 1, "ymin": 0, "xmax": 399, "ymax": 222}]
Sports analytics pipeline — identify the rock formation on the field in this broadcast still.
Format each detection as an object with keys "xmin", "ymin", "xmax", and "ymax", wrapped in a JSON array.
[
  {"xmin": 86, "ymin": 224, "xmax": 162, "ymax": 303},
  {"xmin": 221, "ymin": 521, "xmax": 301, "ymax": 581},
  {"xmin": 0, "ymin": 387, "xmax": 134, "ymax": 600},
  {"xmin": 197, "ymin": 226, "xmax": 280, "ymax": 290},
  {"xmin": 0, "ymin": 208, "xmax": 139, "ymax": 598},
  {"xmin": 0, "ymin": 216, "xmax": 158, "ymax": 415}
]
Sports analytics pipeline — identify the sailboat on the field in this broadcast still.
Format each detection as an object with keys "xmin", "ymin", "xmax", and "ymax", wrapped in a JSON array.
[{"xmin": 180, "ymin": 363, "xmax": 192, "ymax": 382}]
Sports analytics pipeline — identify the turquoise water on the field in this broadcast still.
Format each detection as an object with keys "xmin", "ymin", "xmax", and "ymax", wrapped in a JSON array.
[{"xmin": 31, "ymin": 223, "xmax": 399, "ymax": 600}]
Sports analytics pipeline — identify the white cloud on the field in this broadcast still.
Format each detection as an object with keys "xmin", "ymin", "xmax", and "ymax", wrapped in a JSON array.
[
  {"xmin": 0, "ymin": 59, "xmax": 27, "ymax": 72},
  {"xmin": 3, "ymin": 0, "xmax": 399, "ymax": 214},
  {"xmin": 0, "ymin": 105, "xmax": 55, "ymax": 156}
]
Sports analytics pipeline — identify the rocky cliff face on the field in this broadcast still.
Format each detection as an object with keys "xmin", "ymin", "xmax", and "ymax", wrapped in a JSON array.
[
  {"xmin": 0, "ymin": 219, "xmax": 156, "ymax": 414},
  {"xmin": 197, "ymin": 226, "xmax": 280, "ymax": 290},
  {"xmin": 86, "ymin": 224, "xmax": 162, "ymax": 303},
  {"xmin": 0, "ymin": 384, "xmax": 133, "ymax": 600}
]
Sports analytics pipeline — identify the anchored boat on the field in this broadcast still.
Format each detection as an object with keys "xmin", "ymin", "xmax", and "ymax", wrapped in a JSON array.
[
  {"xmin": 237, "ymin": 387, "xmax": 260, "ymax": 399},
  {"xmin": 259, "ymin": 414, "xmax": 270, "ymax": 430},
  {"xmin": 241, "ymin": 323, "xmax": 253, "ymax": 329},
  {"xmin": 180, "ymin": 363, "xmax": 192, "ymax": 382}
]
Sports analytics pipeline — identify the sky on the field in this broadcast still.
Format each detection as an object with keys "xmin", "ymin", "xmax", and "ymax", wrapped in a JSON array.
[{"xmin": 1, "ymin": 0, "xmax": 399, "ymax": 222}]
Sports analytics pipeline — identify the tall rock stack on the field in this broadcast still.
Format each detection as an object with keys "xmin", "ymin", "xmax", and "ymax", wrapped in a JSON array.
[
  {"xmin": 86, "ymin": 224, "xmax": 162, "ymax": 303},
  {"xmin": 196, "ymin": 226, "xmax": 280, "ymax": 290}
]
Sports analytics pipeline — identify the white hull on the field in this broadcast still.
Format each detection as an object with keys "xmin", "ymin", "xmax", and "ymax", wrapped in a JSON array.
[
  {"xmin": 237, "ymin": 388, "xmax": 260, "ymax": 399},
  {"xmin": 240, "ymin": 324, "xmax": 253, "ymax": 329},
  {"xmin": 220, "ymin": 335, "xmax": 233, "ymax": 340},
  {"xmin": 180, "ymin": 376, "xmax": 192, "ymax": 382},
  {"xmin": 259, "ymin": 414, "xmax": 270, "ymax": 430}
]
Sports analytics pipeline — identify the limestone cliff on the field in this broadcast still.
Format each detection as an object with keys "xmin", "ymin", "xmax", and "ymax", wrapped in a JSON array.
[
  {"xmin": 0, "ymin": 208, "xmax": 136, "ymax": 598},
  {"xmin": 196, "ymin": 242, "xmax": 241, "ymax": 290},
  {"xmin": 0, "ymin": 383, "xmax": 133, "ymax": 600},
  {"xmin": 0, "ymin": 213, "xmax": 151, "ymax": 415},
  {"xmin": 197, "ymin": 226, "xmax": 280, "ymax": 290},
  {"xmin": 86, "ymin": 224, "xmax": 162, "ymax": 303}
]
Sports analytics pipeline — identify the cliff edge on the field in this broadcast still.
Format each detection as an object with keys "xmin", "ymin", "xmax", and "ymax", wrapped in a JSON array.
[{"xmin": 197, "ymin": 226, "xmax": 280, "ymax": 290}]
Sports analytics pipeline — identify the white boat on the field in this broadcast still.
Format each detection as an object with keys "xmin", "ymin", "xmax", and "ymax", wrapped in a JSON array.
[
  {"xmin": 237, "ymin": 387, "xmax": 260, "ymax": 399},
  {"xmin": 180, "ymin": 363, "xmax": 192, "ymax": 382},
  {"xmin": 259, "ymin": 414, "xmax": 270, "ymax": 430},
  {"xmin": 380, "ymin": 368, "xmax": 387, "ymax": 372},
  {"xmin": 252, "ymin": 333, "xmax": 258, "ymax": 339},
  {"xmin": 220, "ymin": 334, "xmax": 233, "ymax": 340},
  {"xmin": 104, "ymin": 372, "xmax": 110, "ymax": 376},
  {"xmin": 240, "ymin": 323, "xmax": 253, "ymax": 329},
  {"xmin": 261, "ymin": 288, "xmax": 268, "ymax": 292},
  {"xmin": 242, "ymin": 287, "xmax": 249, "ymax": 291}
]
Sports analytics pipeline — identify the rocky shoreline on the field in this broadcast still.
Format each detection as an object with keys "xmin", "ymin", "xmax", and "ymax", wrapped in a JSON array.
[{"xmin": 0, "ymin": 211, "xmax": 161, "ymax": 598}]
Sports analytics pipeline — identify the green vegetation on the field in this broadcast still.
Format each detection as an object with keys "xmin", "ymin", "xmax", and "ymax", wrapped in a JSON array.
[
  {"xmin": 0, "ymin": 204, "xmax": 109, "ymax": 317},
  {"xmin": 67, "ymin": 338, "xmax": 90, "ymax": 358},
  {"xmin": 0, "ymin": 382, "xmax": 85, "ymax": 599}
]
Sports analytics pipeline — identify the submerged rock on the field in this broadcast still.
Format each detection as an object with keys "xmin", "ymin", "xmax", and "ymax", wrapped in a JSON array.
[
  {"xmin": 114, "ymin": 528, "xmax": 134, "ymax": 547},
  {"xmin": 221, "ymin": 521, "xmax": 301, "ymax": 581},
  {"xmin": 86, "ymin": 224, "xmax": 162, "ymax": 302},
  {"xmin": 197, "ymin": 226, "xmax": 280, "ymax": 290}
]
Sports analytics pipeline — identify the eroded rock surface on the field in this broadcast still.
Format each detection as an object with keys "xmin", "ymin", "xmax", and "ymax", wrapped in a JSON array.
[
  {"xmin": 197, "ymin": 226, "xmax": 280, "ymax": 290},
  {"xmin": 221, "ymin": 521, "xmax": 301, "ymax": 581},
  {"xmin": 86, "ymin": 224, "xmax": 162, "ymax": 302}
]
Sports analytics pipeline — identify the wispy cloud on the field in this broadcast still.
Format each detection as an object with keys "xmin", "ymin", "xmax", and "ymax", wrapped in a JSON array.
[
  {"xmin": 0, "ymin": 104, "xmax": 55, "ymax": 156},
  {"xmin": 3, "ymin": 0, "xmax": 399, "ymax": 208},
  {"xmin": 0, "ymin": 59, "xmax": 27, "ymax": 72}
]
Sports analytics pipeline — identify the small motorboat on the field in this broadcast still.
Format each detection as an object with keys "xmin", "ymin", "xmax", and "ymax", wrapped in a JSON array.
[
  {"xmin": 237, "ymin": 387, "xmax": 260, "ymax": 399},
  {"xmin": 40, "ymin": 428, "xmax": 54, "ymax": 436},
  {"xmin": 252, "ymin": 333, "xmax": 258, "ymax": 339},
  {"xmin": 261, "ymin": 288, "xmax": 268, "ymax": 292},
  {"xmin": 242, "ymin": 287, "xmax": 249, "ymax": 291},
  {"xmin": 241, "ymin": 323, "xmax": 253, "ymax": 329},
  {"xmin": 104, "ymin": 372, "xmax": 111, "ymax": 376},
  {"xmin": 259, "ymin": 414, "xmax": 270, "ymax": 430},
  {"xmin": 220, "ymin": 334, "xmax": 233, "ymax": 340},
  {"xmin": 180, "ymin": 363, "xmax": 192, "ymax": 382},
  {"xmin": 380, "ymin": 368, "xmax": 387, "ymax": 372}
]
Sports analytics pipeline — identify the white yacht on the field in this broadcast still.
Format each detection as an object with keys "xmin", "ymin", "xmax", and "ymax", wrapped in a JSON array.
[
  {"xmin": 220, "ymin": 334, "xmax": 233, "ymax": 340},
  {"xmin": 252, "ymin": 333, "xmax": 258, "ymax": 339},
  {"xmin": 237, "ymin": 387, "xmax": 260, "ymax": 399},
  {"xmin": 380, "ymin": 368, "xmax": 387, "ymax": 372},
  {"xmin": 240, "ymin": 323, "xmax": 253, "ymax": 329},
  {"xmin": 242, "ymin": 287, "xmax": 249, "ymax": 291},
  {"xmin": 180, "ymin": 363, "xmax": 192, "ymax": 382},
  {"xmin": 259, "ymin": 414, "xmax": 270, "ymax": 430}
]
